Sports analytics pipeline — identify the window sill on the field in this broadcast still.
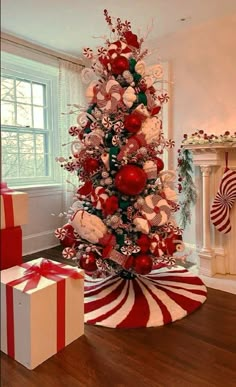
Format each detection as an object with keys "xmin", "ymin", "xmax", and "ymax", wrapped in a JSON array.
[{"xmin": 11, "ymin": 184, "xmax": 64, "ymax": 198}]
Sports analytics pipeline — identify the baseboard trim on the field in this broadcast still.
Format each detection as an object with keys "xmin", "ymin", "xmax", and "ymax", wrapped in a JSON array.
[{"xmin": 23, "ymin": 229, "xmax": 60, "ymax": 255}]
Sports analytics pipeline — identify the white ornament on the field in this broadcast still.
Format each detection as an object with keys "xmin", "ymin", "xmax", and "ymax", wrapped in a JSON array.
[
  {"xmin": 159, "ymin": 170, "xmax": 176, "ymax": 186},
  {"xmin": 71, "ymin": 210, "xmax": 107, "ymax": 244},
  {"xmin": 123, "ymin": 86, "xmax": 136, "ymax": 108},
  {"xmin": 81, "ymin": 67, "xmax": 95, "ymax": 84},
  {"xmin": 148, "ymin": 64, "xmax": 164, "ymax": 80},
  {"xmin": 133, "ymin": 217, "xmax": 150, "ymax": 234},
  {"xmin": 163, "ymin": 187, "xmax": 178, "ymax": 202},
  {"xmin": 143, "ymin": 160, "xmax": 158, "ymax": 180},
  {"xmin": 135, "ymin": 61, "xmax": 146, "ymax": 76},
  {"xmin": 138, "ymin": 117, "xmax": 162, "ymax": 144}
]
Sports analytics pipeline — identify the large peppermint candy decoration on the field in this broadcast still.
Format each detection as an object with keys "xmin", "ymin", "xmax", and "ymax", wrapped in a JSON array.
[
  {"xmin": 210, "ymin": 166, "xmax": 236, "ymax": 234},
  {"xmin": 91, "ymin": 187, "xmax": 109, "ymax": 210},
  {"xmin": 141, "ymin": 194, "xmax": 171, "ymax": 227},
  {"xmin": 96, "ymin": 80, "xmax": 122, "ymax": 113}
]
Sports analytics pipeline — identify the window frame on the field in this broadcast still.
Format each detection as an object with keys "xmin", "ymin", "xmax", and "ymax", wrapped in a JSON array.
[{"xmin": 1, "ymin": 52, "xmax": 60, "ymax": 187}]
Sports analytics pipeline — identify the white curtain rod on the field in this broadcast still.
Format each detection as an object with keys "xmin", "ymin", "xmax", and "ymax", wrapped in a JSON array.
[{"xmin": 1, "ymin": 34, "xmax": 85, "ymax": 68}]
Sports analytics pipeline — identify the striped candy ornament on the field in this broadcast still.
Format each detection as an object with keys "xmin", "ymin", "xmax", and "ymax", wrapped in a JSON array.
[
  {"xmin": 91, "ymin": 187, "xmax": 109, "ymax": 210},
  {"xmin": 141, "ymin": 194, "xmax": 171, "ymax": 227},
  {"xmin": 84, "ymin": 267, "xmax": 207, "ymax": 328},
  {"xmin": 210, "ymin": 153, "xmax": 236, "ymax": 234},
  {"xmin": 96, "ymin": 80, "xmax": 122, "ymax": 112}
]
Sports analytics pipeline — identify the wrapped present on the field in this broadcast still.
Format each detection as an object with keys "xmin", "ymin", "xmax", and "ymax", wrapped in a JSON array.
[
  {"xmin": 1, "ymin": 258, "xmax": 84, "ymax": 369},
  {"xmin": 0, "ymin": 226, "xmax": 22, "ymax": 270},
  {"xmin": 1, "ymin": 187, "xmax": 28, "ymax": 229}
]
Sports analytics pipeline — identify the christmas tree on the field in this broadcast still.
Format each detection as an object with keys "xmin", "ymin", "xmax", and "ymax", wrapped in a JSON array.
[
  {"xmin": 55, "ymin": 10, "xmax": 184, "ymax": 278},
  {"xmin": 55, "ymin": 11, "xmax": 207, "ymax": 328}
]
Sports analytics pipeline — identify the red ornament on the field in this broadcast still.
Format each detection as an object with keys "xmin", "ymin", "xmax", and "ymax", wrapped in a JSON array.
[
  {"xmin": 154, "ymin": 157, "xmax": 164, "ymax": 173},
  {"xmin": 79, "ymin": 252, "xmax": 97, "ymax": 272},
  {"xmin": 136, "ymin": 234, "xmax": 151, "ymax": 253},
  {"xmin": 115, "ymin": 165, "xmax": 147, "ymax": 196},
  {"xmin": 60, "ymin": 224, "xmax": 76, "ymax": 248},
  {"xmin": 133, "ymin": 254, "xmax": 153, "ymax": 275},
  {"xmin": 123, "ymin": 31, "xmax": 140, "ymax": 49},
  {"xmin": 164, "ymin": 233, "xmax": 183, "ymax": 256},
  {"xmin": 103, "ymin": 196, "xmax": 119, "ymax": 216},
  {"xmin": 83, "ymin": 158, "xmax": 100, "ymax": 174},
  {"xmin": 77, "ymin": 181, "xmax": 93, "ymax": 196},
  {"xmin": 124, "ymin": 113, "xmax": 142, "ymax": 133},
  {"xmin": 123, "ymin": 255, "xmax": 134, "ymax": 270},
  {"xmin": 111, "ymin": 55, "xmax": 129, "ymax": 75}
]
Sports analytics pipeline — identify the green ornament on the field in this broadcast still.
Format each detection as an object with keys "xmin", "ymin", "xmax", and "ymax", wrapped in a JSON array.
[
  {"xmin": 137, "ymin": 92, "xmax": 147, "ymax": 105},
  {"xmin": 129, "ymin": 58, "xmax": 137, "ymax": 73},
  {"xmin": 119, "ymin": 199, "xmax": 130, "ymax": 210},
  {"xmin": 84, "ymin": 127, "xmax": 91, "ymax": 134},
  {"xmin": 105, "ymin": 132, "xmax": 113, "ymax": 147},
  {"xmin": 116, "ymin": 233, "xmax": 125, "ymax": 247},
  {"xmin": 133, "ymin": 73, "xmax": 142, "ymax": 83},
  {"xmin": 109, "ymin": 147, "xmax": 119, "ymax": 170}
]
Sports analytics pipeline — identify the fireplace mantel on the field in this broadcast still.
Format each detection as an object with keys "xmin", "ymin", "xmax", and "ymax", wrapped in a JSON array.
[{"xmin": 183, "ymin": 144, "xmax": 236, "ymax": 276}]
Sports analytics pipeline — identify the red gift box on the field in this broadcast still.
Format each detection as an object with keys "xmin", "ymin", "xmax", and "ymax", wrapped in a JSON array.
[
  {"xmin": 0, "ymin": 226, "xmax": 22, "ymax": 270},
  {"xmin": 1, "ymin": 182, "xmax": 28, "ymax": 230}
]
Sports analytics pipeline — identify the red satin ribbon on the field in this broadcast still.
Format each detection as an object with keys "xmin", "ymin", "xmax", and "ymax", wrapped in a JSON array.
[
  {"xmin": 2, "ymin": 194, "xmax": 14, "ymax": 228},
  {"xmin": 5, "ymin": 259, "xmax": 83, "ymax": 357}
]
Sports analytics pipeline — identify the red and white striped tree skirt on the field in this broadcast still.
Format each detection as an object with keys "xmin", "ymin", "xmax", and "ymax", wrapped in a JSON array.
[{"xmin": 84, "ymin": 267, "xmax": 207, "ymax": 328}]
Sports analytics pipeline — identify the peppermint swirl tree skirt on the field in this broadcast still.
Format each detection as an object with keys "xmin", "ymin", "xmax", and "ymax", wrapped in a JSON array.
[{"xmin": 84, "ymin": 267, "xmax": 207, "ymax": 328}]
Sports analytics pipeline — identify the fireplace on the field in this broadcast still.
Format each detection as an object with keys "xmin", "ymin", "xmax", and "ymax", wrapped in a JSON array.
[{"xmin": 183, "ymin": 144, "xmax": 236, "ymax": 276}]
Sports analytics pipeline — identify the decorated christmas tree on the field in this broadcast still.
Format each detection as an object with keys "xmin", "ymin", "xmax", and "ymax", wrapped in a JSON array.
[{"xmin": 55, "ymin": 11, "xmax": 207, "ymax": 328}]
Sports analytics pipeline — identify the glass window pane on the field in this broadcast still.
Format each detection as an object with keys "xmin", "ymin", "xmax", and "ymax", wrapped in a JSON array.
[
  {"xmin": 35, "ymin": 134, "xmax": 45, "ymax": 153},
  {"xmin": 19, "ymin": 133, "xmax": 34, "ymax": 153},
  {"xmin": 1, "ymin": 132, "xmax": 18, "ymax": 153},
  {"xmin": 1, "ymin": 77, "xmax": 15, "ymax": 101},
  {"xmin": 16, "ymin": 103, "xmax": 32, "ymax": 127},
  {"xmin": 1, "ymin": 101, "xmax": 15, "ymax": 125},
  {"xmin": 33, "ymin": 106, "xmax": 45, "ymax": 129},
  {"xmin": 19, "ymin": 153, "xmax": 35, "ymax": 177},
  {"xmin": 36, "ymin": 154, "xmax": 47, "ymax": 176},
  {"xmin": 16, "ymin": 79, "xmax": 31, "ymax": 104},
  {"xmin": 33, "ymin": 83, "xmax": 45, "ymax": 106},
  {"xmin": 2, "ymin": 153, "xmax": 19, "ymax": 178}
]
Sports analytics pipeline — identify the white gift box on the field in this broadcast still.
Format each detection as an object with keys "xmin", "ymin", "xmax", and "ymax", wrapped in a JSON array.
[{"xmin": 1, "ymin": 258, "xmax": 84, "ymax": 370}]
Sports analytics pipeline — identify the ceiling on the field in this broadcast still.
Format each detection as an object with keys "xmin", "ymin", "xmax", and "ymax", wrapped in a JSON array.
[{"xmin": 1, "ymin": 0, "xmax": 236, "ymax": 58}]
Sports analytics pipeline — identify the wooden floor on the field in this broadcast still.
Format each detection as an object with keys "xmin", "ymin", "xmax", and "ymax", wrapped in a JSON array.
[{"xmin": 1, "ymin": 247, "xmax": 236, "ymax": 387}]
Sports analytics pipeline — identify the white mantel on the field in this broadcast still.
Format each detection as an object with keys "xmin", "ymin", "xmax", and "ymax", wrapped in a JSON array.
[{"xmin": 183, "ymin": 143, "xmax": 236, "ymax": 277}]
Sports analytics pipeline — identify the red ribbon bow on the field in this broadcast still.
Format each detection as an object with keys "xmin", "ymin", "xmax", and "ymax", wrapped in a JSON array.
[{"xmin": 8, "ymin": 259, "xmax": 83, "ymax": 292}]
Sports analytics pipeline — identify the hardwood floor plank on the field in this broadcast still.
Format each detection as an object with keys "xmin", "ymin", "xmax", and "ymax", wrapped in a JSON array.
[{"xmin": 1, "ymin": 247, "xmax": 236, "ymax": 387}]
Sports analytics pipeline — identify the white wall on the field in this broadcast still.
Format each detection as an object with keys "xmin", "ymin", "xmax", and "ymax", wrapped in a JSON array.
[
  {"xmin": 148, "ymin": 13, "xmax": 236, "ymax": 248},
  {"xmin": 20, "ymin": 186, "xmax": 64, "ymax": 255}
]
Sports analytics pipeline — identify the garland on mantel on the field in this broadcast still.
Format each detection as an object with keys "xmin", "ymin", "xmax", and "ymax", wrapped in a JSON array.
[
  {"xmin": 177, "ymin": 129, "xmax": 236, "ymax": 229},
  {"xmin": 182, "ymin": 129, "xmax": 236, "ymax": 146}
]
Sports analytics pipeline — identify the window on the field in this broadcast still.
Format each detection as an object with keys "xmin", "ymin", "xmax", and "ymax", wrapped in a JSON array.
[{"xmin": 1, "ymin": 52, "xmax": 59, "ymax": 187}]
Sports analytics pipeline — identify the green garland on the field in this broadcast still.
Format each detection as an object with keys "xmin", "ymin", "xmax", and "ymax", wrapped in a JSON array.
[{"xmin": 177, "ymin": 148, "xmax": 197, "ymax": 229}]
